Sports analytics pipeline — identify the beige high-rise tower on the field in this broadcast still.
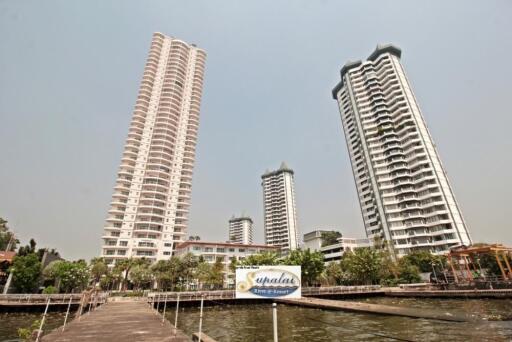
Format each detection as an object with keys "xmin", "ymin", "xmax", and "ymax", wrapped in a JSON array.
[
  {"xmin": 100, "ymin": 32, "xmax": 206, "ymax": 265},
  {"xmin": 332, "ymin": 44, "xmax": 471, "ymax": 257}
]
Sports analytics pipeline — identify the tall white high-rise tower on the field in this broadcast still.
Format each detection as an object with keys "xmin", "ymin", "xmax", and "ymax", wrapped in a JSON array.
[
  {"xmin": 228, "ymin": 216, "xmax": 254, "ymax": 244},
  {"xmin": 332, "ymin": 44, "xmax": 471, "ymax": 257},
  {"xmin": 100, "ymin": 32, "xmax": 206, "ymax": 265},
  {"xmin": 261, "ymin": 163, "xmax": 299, "ymax": 252}
]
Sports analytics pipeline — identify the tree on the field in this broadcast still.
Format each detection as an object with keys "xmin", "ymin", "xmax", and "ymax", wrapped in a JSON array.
[
  {"xmin": 130, "ymin": 264, "xmax": 153, "ymax": 290},
  {"xmin": 397, "ymin": 259, "xmax": 422, "ymax": 284},
  {"xmin": 284, "ymin": 249, "xmax": 325, "ymax": 286},
  {"xmin": 321, "ymin": 231, "xmax": 342, "ymax": 247},
  {"xmin": 17, "ymin": 239, "xmax": 37, "ymax": 257},
  {"xmin": 209, "ymin": 258, "xmax": 225, "ymax": 289},
  {"xmin": 90, "ymin": 257, "xmax": 109, "ymax": 284},
  {"xmin": 195, "ymin": 261, "xmax": 211, "ymax": 290},
  {"xmin": 179, "ymin": 253, "xmax": 199, "ymax": 290},
  {"xmin": 10, "ymin": 254, "xmax": 41, "ymax": 293},
  {"xmin": 401, "ymin": 251, "xmax": 446, "ymax": 273},
  {"xmin": 240, "ymin": 251, "xmax": 280, "ymax": 266},
  {"xmin": 151, "ymin": 257, "xmax": 181, "ymax": 290},
  {"xmin": 322, "ymin": 262, "xmax": 344, "ymax": 286},
  {"xmin": 0, "ymin": 217, "xmax": 18, "ymax": 251},
  {"xmin": 43, "ymin": 260, "xmax": 89, "ymax": 293},
  {"xmin": 341, "ymin": 248, "xmax": 382, "ymax": 285},
  {"xmin": 114, "ymin": 258, "xmax": 150, "ymax": 290}
]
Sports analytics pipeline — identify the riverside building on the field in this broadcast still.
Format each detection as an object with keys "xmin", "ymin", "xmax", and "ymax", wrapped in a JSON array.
[
  {"xmin": 332, "ymin": 44, "xmax": 471, "ymax": 257},
  {"xmin": 261, "ymin": 163, "xmax": 300, "ymax": 252},
  {"xmin": 228, "ymin": 216, "xmax": 254, "ymax": 244},
  {"xmin": 174, "ymin": 241, "xmax": 279, "ymax": 288},
  {"xmin": 100, "ymin": 32, "xmax": 206, "ymax": 265}
]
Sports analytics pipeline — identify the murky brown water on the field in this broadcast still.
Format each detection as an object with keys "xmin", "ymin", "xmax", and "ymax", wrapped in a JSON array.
[
  {"xmin": 1, "ymin": 298, "xmax": 511, "ymax": 341},
  {"xmin": 168, "ymin": 298, "xmax": 512, "ymax": 342},
  {"xmin": 0, "ymin": 311, "xmax": 67, "ymax": 341}
]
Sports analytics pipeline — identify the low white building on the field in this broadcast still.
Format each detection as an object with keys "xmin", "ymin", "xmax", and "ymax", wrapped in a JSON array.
[
  {"xmin": 303, "ymin": 230, "xmax": 371, "ymax": 263},
  {"xmin": 174, "ymin": 241, "xmax": 279, "ymax": 288}
]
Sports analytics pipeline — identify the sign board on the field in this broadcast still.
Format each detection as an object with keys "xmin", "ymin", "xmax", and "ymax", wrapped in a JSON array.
[{"xmin": 235, "ymin": 265, "xmax": 301, "ymax": 299}]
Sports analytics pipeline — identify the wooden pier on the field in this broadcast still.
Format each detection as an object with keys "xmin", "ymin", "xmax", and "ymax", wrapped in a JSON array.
[
  {"xmin": 277, "ymin": 297, "xmax": 476, "ymax": 322},
  {"xmin": 42, "ymin": 301, "xmax": 190, "ymax": 341}
]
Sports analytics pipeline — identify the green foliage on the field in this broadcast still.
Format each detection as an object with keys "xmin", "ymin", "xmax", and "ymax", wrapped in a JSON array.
[
  {"xmin": 90, "ymin": 257, "xmax": 109, "ymax": 283},
  {"xmin": 284, "ymin": 249, "xmax": 325, "ymax": 286},
  {"xmin": 0, "ymin": 217, "xmax": 18, "ymax": 251},
  {"xmin": 10, "ymin": 254, "xmax": 41, "ymax": 293},
  {"xmin": 240, "ymin": 252, "xmax": 280, "ymax": 266},
  {"xmin": 151, "ymin": 257, "xmax": 181, "ymax": 290},
  {"xmin": 209, "ymin": 258, "xmax": 225, "ymax": 289},
  {"xmin": 341, "ymin": 248, "xmax": 382, "ymax": 285},
  {"xmin": 397, "ymin": 260, "xmax": 422, "ymax": 284},
  {"xmin": 42, "ymin": 285, "xmax": 58, "ymax": 294},
  {"xmin": 400, "ymin": 251, "xmax": 446, "ymax": 273},
  {"xmin": 129, "ymin": 263, "xmax": 153, "ymax": 290},
  {"xmin": 43, "ymin": 260, "xmax": 89, "ymax": 293},
  {"xmin": 17, "ymin": 319, "xmax": 41, "ymax": 341},
  {"xmin": 320, "ymin": 231, "xmax": 342, "ymax": 247}
]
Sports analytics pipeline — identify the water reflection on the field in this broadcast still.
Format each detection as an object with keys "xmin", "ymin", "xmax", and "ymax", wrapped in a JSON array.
[{"xmin": 170, "ymin": 299, "xmax": 512, "ymax": 342}]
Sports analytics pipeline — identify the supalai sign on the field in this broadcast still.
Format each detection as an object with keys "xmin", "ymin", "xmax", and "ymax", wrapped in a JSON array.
[{"xmin": 235, "ymin": 265, "xmax": 301, "ymax": 299}]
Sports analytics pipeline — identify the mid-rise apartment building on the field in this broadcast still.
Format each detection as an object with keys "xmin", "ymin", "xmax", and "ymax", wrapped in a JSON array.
[
  {"xmin": 100, "ymin": 32, "xmax": 206, "ymax": 265},
  {"xmin": 261, "ymin": 163, "xmax": 299, "ymax": 252},
  {"xmin": 303, "ymin": 230, "xmax": 371, "ymax": 263},
  {"xmin": 332, "ymin": 44, "xmax": 471, "ymax": 257},
  {"xmin": 174, "ymin": 241, "xmax": 279, "ymax": 287},
  {"xmin": 228, "ymin": 216, "xmax": 253, "ymax": 244}
]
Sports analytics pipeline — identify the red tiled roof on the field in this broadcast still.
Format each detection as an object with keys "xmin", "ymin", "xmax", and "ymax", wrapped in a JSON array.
[{"xmin": 0, "ymin": 251, "xmax": 16, "ymax": 262}]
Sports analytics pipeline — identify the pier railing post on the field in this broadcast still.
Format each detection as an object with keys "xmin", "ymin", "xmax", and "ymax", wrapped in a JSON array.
[
  {"xmin": 62, "ymin": 295, "xmax": 73, "ymax": 331},
  {"xmin": 174, "ymin": 294, "xmax": 180, "ymax": 334},
  {"xmin": 35, "ymin": 298, "xmax": 51, "ymax": 342},
  {"xmin": 198, "ymin": 295, "xmax": 204, "ymax": 342},
  {"xmin": 162, "ymin": 294, "xmax": 168, "ymax": 324},
  {"xmin": 272, "ymin": 303, "xmax": 278, "ymax": 342},
  {"xmin": 156, "ymin": 293, "xmax": 160, "ymax": 314}
]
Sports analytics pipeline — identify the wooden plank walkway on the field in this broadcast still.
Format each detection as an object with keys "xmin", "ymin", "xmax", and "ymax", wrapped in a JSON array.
[
  {"xmin": 277, "ymin": 297, "xmax": 475, "ymax": 322},
  {"xmin": 42, "ymin": 301, "xmax": 190, "ymax": 341}
]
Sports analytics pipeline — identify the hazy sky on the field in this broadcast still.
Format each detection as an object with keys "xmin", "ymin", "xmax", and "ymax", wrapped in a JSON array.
[{"xmin": 1, "ymin": 1, "xmax": 511, "ymax": 260}]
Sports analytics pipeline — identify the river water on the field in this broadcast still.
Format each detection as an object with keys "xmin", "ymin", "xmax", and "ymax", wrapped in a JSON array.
[
  {"xmin": 169, "ymin": 298, "xmax": 512, "ymax": 342},
  {"xmin": 1, "ymin": 298, "xmax": 511, "ymax": 341}
]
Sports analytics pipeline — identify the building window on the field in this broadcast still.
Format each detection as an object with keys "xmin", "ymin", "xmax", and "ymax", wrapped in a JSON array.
[
  {"xmin": 193, "ymin": 246, "xmax": 201, "ymax": 251},
  {"xmin": 229, "ymin": 248, "xmax": 235, "ymax": 252},
  {"xmin": 163, "ymin": 251, "xmax": 171, "ymax": 256},
  {"xmin": 238, "ymin": 249, "xmax": 245, "ymax": 253},
  {"xmin": 217, "ymin": 248, "xmax": 225, "ymax": 253},
  {"xmin": 205, "ymin": 247, "xmax": 213, "ymax": 252},
  {"xmin": 164, "ymin": 243, "xmax": 172, "ymax": 247}
]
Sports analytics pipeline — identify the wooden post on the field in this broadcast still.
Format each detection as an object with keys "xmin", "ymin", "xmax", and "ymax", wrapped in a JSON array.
[
  {"xmin": 501, "ymin": 252, "xmax": 512, "ymax": 279},
  {"xmin": 448, "ymin": 257, "xmax": 458, "ymax": 283},
  {"xmin": 463, "ymin": 256, "xmax": 473, "ymax": 281},
  {"xmin": 495, "ymin": 252, "xmax": 507, "ymax": 280}
]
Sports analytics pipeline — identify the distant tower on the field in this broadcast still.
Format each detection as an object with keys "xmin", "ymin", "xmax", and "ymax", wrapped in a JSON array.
[
  {"xmin": 332, "ymin": 44, "xmax": 471, "ymax": 256},
  {"xmin": 228, "ymin": 216, "xmax": 254, "ymax": 244},
  {"xmin": 261, "ymin": 162, "xmax": 299, "ymax": 252},
  {"xmin": 100, "ymin": 32, "xmax": 207, "ymax": 265}
]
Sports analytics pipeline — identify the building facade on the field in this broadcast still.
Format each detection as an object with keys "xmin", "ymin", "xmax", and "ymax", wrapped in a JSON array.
[
  {"xmin": 261, "ymin": 162, "xmax": 299, "ymax": 252},
  {"xmin": 303, "ymin": 230, "xmax": 371, "ymax": 263},
  {"xmin": 332, "ymin": 44, "xmax": 471, "ymax": 257},
  {"xmin": 100, "ymin": 32, "xmax": 206, "ymax": 265},
  {"xmin": 174, "ymin": 241, "xmax": 279, "ymax": 288},
  {"xmin": 228, "ymin": 216, "xmax": 253, "ymax": 244}
]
